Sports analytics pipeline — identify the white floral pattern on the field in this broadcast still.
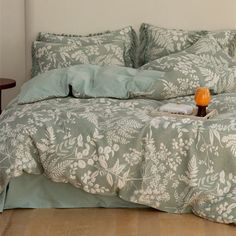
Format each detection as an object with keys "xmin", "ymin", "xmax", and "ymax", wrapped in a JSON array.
[
  {"xmin": 139, "ymin": 23, "xmax": 236, "ymax": 66},
  {"xmin": 32, "ymin": 26, "xmax": 137, "ymax": 76},
  {"xmin": 32, "ymin": 41, "xmax": 126, "ymax": 77},
  {"xmin": 1, "ymin": 33, "xmax": 236, "ymax": 224},
  {"xmin": 141, "ymin": 35, "xmax": 236, "ymax": 98},
  {"xmin": 1, "ymin": 94, "xmax": 236, "ymax": 224}
]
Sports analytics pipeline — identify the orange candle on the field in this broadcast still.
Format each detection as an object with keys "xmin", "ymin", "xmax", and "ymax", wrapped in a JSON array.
[{"xmin": 194, "ymin": 87, "xmax": 211, "ymax": 117}]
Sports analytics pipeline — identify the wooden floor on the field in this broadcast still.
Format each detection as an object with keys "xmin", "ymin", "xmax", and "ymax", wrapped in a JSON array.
[{"xmin": 0, "ymin": 209, "xmax": 236, "ymax": 236}]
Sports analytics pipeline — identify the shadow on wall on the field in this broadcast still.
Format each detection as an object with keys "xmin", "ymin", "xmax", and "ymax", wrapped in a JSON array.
[{"xmin": 0, "ymin": 0, "xmax": 26, "ymax": 109}]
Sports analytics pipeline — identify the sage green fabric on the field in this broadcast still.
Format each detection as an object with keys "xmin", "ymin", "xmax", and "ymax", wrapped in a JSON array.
[
  {"xmin": 0, "ymin": 185, "xmax": 6, "ymax": 212},
  {"xmin": 36, "ymin": 26, "xmax": 137, "ymax": 69},
  {"xmin": 139, "ymin": 23, "xmax": 236, "ymax": 66},
  {"xmin": 18, "ymin": 64, "xmax": 165, "ymax": 104},
  {"xmin": 2, "ymin": 174, "xmax": 146, "ymax": 211},
  {"xmin": 140, "ymin": 35, "xmax": 236, "ymax": 97},
  {"xmin": 70, "ymin": 66, "xmax": 165, "ymax": 99},
  {"xmin": 2, "ymin": 93, "xmax": 236, "ymax": 224},
  {"xmin": 32, "ymin": 41, "xmax": 126, "ymax": 77},
  {"xmin": 19, "ymin": 68, "xmax": 70, "ymax": 104},
  {"xmin": 2, "ymin": 41, "xmax": 236, "ymax": 223},
  {"xmin": 19, "ymin": 36, "xmax": 236, "ymax": 105}
]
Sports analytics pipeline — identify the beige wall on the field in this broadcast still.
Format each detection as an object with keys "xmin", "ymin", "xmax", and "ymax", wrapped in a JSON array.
[
  {"xmin": 0, "ymin": 0, "xmax": 25, "ymax": 109},
  {"xmin": 1, "ymin": 0, "xmax": 236, "ymax": 109}
]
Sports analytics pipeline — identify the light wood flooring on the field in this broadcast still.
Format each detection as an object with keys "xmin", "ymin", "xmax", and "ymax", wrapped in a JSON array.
[{"xmin": 0, "ymin": 209, "xmax": 236, "ymax": 236}]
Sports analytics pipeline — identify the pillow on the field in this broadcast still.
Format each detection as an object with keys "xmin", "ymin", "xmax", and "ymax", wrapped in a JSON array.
[
  {"xmin": 141, "ymin": 35, "xmax": 233, "ymax": 71},
  {"xmin": 32, "ymin": 41, "xmax": 126, "ymax": 76},
  {"xmin": 19, "ymin": 68, "xmax": 69, "ymax": 104},
  {"xmin": 37, "ymin": 26, "xmax": 137, "ymax": 68},
  {"xmin": 139, "ymin": 23, "xmax": 236, "ymax": 66},
  {"xmin": 18, "ymin": 64, "xmax": 164, "ymax": 104},
  {"xmin": 210, "ymin": 31, "xmax": 236, "ymax": 58},
  {"xmin": 141, "ymin": 35, "xmax": 236, "ymax": 96}
]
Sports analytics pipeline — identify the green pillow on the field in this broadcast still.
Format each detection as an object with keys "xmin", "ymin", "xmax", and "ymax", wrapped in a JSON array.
[
  {"xmin": 141, "ymin": 35, "xmax": 236, "ymax": 96},
  {"xmin": 139, "ymin": 23, "xmax": 236, "ymax": 66},
  {"xmin": 19, "ymin": 68, "xmax": 69, "ymax": 104},
  {"xmin": 37, "ymin": 26, "xmax": 137, "ymax": 68},
  {"xmin": 141, "ymin": 35, "xmax": 233, "ymax": 70},
  {"xmin": 32, "ymin": 41, "xmax": 126, "ymax": 77}
]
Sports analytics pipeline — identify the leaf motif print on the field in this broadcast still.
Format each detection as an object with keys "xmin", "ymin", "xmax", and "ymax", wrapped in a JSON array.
[
  {"xmin": 36, "ymin": 26, "xmax": 136, "ymax": 69},
  {"xmin": 198, "ymin": 174, "xmax": 218, "ymax": 190},
  {"xmin": 77, "ymin": 135, "xmax": 83, "ymax": 147},
  {"xmin": 141, "ymin": 35, "xmax": 236, "ymax": 98},
  {"xmin": 99, "ymin": 156, "xmax": 108, "ymax": 169},
  {"xmin": 57, "ymin": 137, "xmax": 77, "ymax": 157},
  {"xmin": 199, "ymin": 67, "xmax": 220, "ymax": 87},
  {"xmin": 71, "ymin": 50, "xmax": 89, "ymax": 64},
  {"xmin": 102, "ymin": 117, "xmax": 144, "ymax": 145},
  {"xmin": 222, "ymin": 135, "xmax": 236, "ymax": 156},
  {"xmin": 208, "ymin": 128, "xmax": 222, "ymax": 146},
  {"xmin": 44, "ymin": 159, "xmax": 72, "ymax": 181},
  {"xmin": 111, "ymin": 160, "xmax": 126, "ymax": 175},
  {"xmin": 2, "ymin": 93, "xmax": 236, "ymax": 223},
  {"xmin": 80, "ymin": 112, "xmax": 99, "ymax": 127},
  {"xmin": 106, "ymin": 173, "xmax": 113, "ymax": 186},
  {"xmin": 219, "ymin": 171, "xmax": 226, "ymax": 184},
  {"xmin": 179, "ymin": 155, "xmax": 198, "ymax": 187},
  {"xmin": 32, "ymin": 41, "xmax": 126, "ymax": 76},
  {"xmin": 139, "ymin": 23, "xmax": 236, "ymax": 67}
]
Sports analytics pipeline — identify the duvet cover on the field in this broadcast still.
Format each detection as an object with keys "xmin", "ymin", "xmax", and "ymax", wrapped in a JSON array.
[{"xmin": 1, "ymin": 35, "xmax": 236, "ymax": 224}]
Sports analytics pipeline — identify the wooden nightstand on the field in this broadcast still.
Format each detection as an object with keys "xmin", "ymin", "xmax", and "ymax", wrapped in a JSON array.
[{"xmin": 0, "ymin": 78, "xmax": 16, "ymax": 114}]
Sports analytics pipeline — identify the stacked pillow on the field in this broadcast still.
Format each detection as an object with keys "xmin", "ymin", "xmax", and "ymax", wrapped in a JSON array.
[
  {"xmin": 139, "ymin": 23, "xmax": 236, "ymax": 66},
  {"xmin": 32, "ymin": 23, "xmax": 236, "ymax": 79},
  {"xmin": 32, "ymin": 26, "xmax": 137, "ymax": 77},
  {"xmin": 141, "ymin": 35, "xmax": 236, "ymax": 96}
]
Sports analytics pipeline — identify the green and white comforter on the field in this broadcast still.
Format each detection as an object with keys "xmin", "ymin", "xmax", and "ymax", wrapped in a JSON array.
[
  {"xmin": 1, "ymin": 94, "xmax": 236, "ymax": 224},
  {"xmin": 1, "ymin": 35, "xmax": 236, "ymax": 224}
]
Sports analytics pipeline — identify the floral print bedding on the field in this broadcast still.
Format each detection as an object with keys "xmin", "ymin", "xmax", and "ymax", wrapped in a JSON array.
[
  {"xmin": 139, "ymin": 23, "xmax": 236, "ymax": 66},
  {"xmin": 1, "ymin": 94, "xmax": 236, "ymax": 224},
  {"xmin": 32, "ymin": 26, "xmax": 137, "ymax": 77},
  {"xmin": 1, "ymin": 34, "xmax": 236, "ymax": 224}
]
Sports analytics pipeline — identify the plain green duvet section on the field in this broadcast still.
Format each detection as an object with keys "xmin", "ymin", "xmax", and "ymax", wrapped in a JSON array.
[
  {"xmin": 18, "ymin": 68, "xmax": 70, "ymax": 104},
  {"xmin": 18, "ymin": 64, "xmax": 164, "ymax": 104},
  {"xmin": 3, "ymin": 174, "xmax": 146, "ymax": 211}
]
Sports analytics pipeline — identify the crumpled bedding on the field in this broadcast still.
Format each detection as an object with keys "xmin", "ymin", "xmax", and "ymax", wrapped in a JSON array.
[
  {"xmin": 1, "ymin": 93, "xmax": 236, "ymax": 224},
  {"xmin": 1, "ymin": 34, "xmax": 236, "ymax": 224}
]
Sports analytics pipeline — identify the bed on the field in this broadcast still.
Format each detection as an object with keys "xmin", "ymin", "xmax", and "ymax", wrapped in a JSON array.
[{"xmin": 1, "ymin": 0, "xmax": 236, "ymax": 225}]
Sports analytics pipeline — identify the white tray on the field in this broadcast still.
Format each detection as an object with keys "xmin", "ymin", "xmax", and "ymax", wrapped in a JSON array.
[{"xmin": 150, "ymin": 109, "xmax": 218, "ymax": 120}]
